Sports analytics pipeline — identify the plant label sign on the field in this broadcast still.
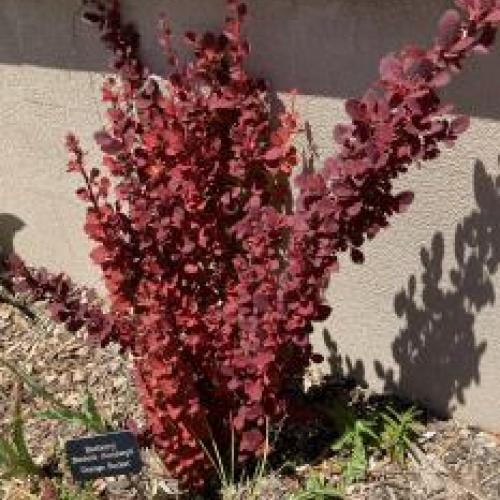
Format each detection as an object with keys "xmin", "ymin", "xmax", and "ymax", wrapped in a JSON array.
[{"xmin": 66, "ymin": 431, "xmax": 142, "ymax": 481}]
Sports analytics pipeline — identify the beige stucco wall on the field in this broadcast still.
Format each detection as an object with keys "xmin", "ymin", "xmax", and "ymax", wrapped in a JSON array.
[{"xmin": 1, "ymin": 0, "xmax": 499, "ymax": 430}]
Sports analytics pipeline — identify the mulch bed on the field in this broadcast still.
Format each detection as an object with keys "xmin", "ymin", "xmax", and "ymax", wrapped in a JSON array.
[{"xmin": 0, "ymin": 300, "xmax": 499, "ymax": 499}]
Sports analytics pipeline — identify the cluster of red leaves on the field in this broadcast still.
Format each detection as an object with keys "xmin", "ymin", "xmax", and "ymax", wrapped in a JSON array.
[
  {"xmin": 7, "ymin": 255, "xmax": 124, "ymax": 345},
  {"xmin": 6, "ymin": 0, "xmax": 500, "ymax": 491}
]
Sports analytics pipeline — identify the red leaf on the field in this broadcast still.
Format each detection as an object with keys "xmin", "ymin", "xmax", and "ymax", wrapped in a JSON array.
[
  {"xmin": 184, "ymin": 263, "xmax": 199, "ymax": 274},
  {"xmin": 345, "ymin": 99, "xmax": 365, "ymax": 121},
  {"xmin": 264, "ymin": 147, "xmax": 283, "ymax": 161},
  {"xmin": 379, "ymin": 54, "xmax": 402, "ymax": 80},
  {"xmin": 184, "ymin": 31, "xmax": 197, "ymax": 44},
  {"xmin": 164, "ymin": 128, "xmax": 184, "ymax": 156},
  {"xmin": 430, "ymin": 71, "xmax": 451, "ymax": 88},
  {"xmin": 94, "ymin": 130, "xmax": 122, "ymax": 154},
  {"xmin": 75, "ymin": 187, "xmax": 91, "ymax": 202},
  {"xmin": 450, "ymin": 115, "xmax": 470, "ymax": 135},
  {"xmin": 452, "ymin": 36, "xmax": 475, "ymax": 52},
  {"xmin": 245, "ymin": 381, "xmax": 263, "ymax": 402},
  {"xmin": 485, "ymin": 10, "xmax": 500, "ymax": 24},
  {"xmin": 90, "ymin": 245, "xmax": 110, "ymax": 265},
  {"xmin": 346, "ymin": 201, "xmax": 362, "ymax": 217},
  {"xmin": 437, "ymin": 9, "xmax": 462, "ymax": 49},
  {"xmin": 396, "ymin": 191, "xmax": 414, "ymax": 213},
  {"xmin": 472, "ymin": 44, "xmax": 491, "ymax": 55},
  {"xmin": 333, "ymin": 125, "xmax": 351, "ymax": 145},
  {"xmin": 237, "ymin": 3, "xmax": 248, "ymax": 18},
  {"xmin": 239, "ymin": 429, "xmax": 264, "ymax": 453},
  {"xmin": 254, "ymin": 352, "xmax": 273, "ymax": 370}
]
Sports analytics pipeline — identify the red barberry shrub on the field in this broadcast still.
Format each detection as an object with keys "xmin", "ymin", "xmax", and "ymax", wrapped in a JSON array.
[{"xmin": 6, "ymin": 0, "xmax": 500, "ymax": 491}]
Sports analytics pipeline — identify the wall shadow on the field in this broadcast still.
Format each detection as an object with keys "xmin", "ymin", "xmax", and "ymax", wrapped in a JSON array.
[
  {"xmin": 0, "ymin": 213, "xmax": 25, "ymax": 259},
  {"xmin": 322, "ymin": 328, "xmax": 368, "ymax": 389},
  {"xmin": 1, "ymin": 0, "xmax": 500, "ymax": 120},
  {"xmin": 324, "ymin": 161, "xmax": 499, "ymax": 418},
  {"xmin": 374, "ymin": 161, "xmax": 500, "ymax": 417}
]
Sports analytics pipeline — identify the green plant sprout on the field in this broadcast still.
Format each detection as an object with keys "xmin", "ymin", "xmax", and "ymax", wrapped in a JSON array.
[
  {"xmin": 292, "ymin": 473, "xmax": 342, "ymax": 500},
  {"xmin": 0, "ymin": 357, "xmax": 107, "ymax": 434},
  {"xmin": 327, "ymin": 399, "xmax": 423, "ymax": 487},
  {"xmin": 217, "ymin": 417, "xmax": 272, "ymax": 500},
  {"xmin": 0, "ymin": 384, "xmax": 42, "ymax": 480},
  {"xmin": 330, "ymin": 404, "xmax": 378, "ymax": 484},
  {"xmin": 379, "ymin": 406, "xmax": 423, "ymax": 465}
]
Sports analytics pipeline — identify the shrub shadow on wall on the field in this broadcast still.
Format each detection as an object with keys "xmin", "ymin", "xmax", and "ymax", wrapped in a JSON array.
[
  {"xmin": 325, "ymin": 161, "xmax": 500, "ymax": 418},
  {"xmin": 0, "ymin": 213, "xmax": 25, "ymax": 259},
  {"xmin": 323, "ymin": 328, "xmax": 368, "ymax": 390}
]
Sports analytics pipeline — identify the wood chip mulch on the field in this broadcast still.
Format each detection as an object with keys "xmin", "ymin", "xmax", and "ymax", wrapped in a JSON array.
[
  {"xmin": 0, "ymin": 301, "xmax": 174, "ymax": 499},
  {"xmin": 0, "ymin": 300, "xmax": 499, "ymax": 499}
]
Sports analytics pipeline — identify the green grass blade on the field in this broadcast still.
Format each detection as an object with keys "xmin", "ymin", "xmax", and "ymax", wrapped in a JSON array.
[
  {"xmin": 81, "ymin": 392, "xmax": 106, "ymax": 433},
  {"xmin": 0, "ymin": 358, "xmax": 65, "ymax": 411},
  {"xmin": 0, "ymin": 436, "xmax": 17, "ymax": 467},
  {"xmin": 37, "ymin": 408, "xmax": 82, "ymax": 423},
  {"xmin": 11, "ymin": 414, "xmax": 40, "ymax": 475}
]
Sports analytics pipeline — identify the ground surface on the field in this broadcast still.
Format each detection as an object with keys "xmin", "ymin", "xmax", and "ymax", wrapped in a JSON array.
[{"xmin": 0, "ymin": 300, "xmax": 499, "ymax": 499}]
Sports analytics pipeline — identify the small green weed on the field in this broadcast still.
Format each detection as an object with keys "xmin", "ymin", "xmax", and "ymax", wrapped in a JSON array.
[
  {"xmin": 0, "ymin": 357, "xmax": 107, "ymax": 433},
  {"xmin": 328, "ymin": 400, "xmax": 422, "ymax": 486},
  {"xmin": 292, "ymin": 473, "xmax": 342, "ymax": 500},
  {"xmin": 37, "ymin": 391, "xmax": 106, "ymax": 434},
  {"xmin": 0, "ymin": 362, "xmax": 105, "ymax": 499},
  {"xmin": 326, "ymin": 400, "xmax": 377, "ymax": 484},
  {"xmin": 218, "ymin": 417, "xmax": 271, "ymax": 500},
  {"xmin": 379, "ymin": 406, "xmax": 422, "ymax": 464},
  {"xmin": 56, "ymin": 481, "xmax": 97, "ymax": 500},
  {"xmin": 0, "ymin": 384, "xmax": 42, "ymax": 480}
]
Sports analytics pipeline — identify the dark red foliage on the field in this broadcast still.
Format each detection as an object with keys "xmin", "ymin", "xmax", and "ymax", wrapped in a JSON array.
[
  {"xmin": 6, "ymin": 254, "xmax": 125, "ymax": 347},
  {"xmin": 289, "ymin": 0, "xmax": 500, "ymax": 281},
  {"xmin": 6, "ymin": 0, "xmax": 500, "ymax": 491}
]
